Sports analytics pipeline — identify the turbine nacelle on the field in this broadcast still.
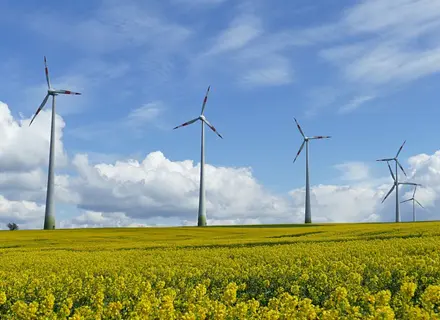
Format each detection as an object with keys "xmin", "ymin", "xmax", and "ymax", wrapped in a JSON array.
[
  {"xmin": 292, "ymin": 118, "xmax": 331, "ymax": 163},
  {"xmin": 173, "ymin": 86, "xmax": 223, "ymax": 139}
]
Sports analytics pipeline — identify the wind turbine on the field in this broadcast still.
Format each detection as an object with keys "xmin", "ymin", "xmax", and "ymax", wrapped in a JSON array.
[
  {"xmin": 377, "ymin": 141, "xmax": 407, "ymax": 223},
  {"xmin": 173, "ymin": 86, "xmax": 223, "ymax": 227},
  {"xmin": 293, "ymin": 118, "xmax": 331, "ymax": 224},
  {"xmin": 29, "ymin": 56, "xmax": 81, "ymax": 230},
  {"xmin": 401, "ymin": 185, "xmax": 424, "ymax": 222}
]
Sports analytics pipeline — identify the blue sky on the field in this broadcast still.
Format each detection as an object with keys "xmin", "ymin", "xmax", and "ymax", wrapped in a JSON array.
[{"xmin": 1, "ymin": 0, "xmax": 440, "ymax": 228}]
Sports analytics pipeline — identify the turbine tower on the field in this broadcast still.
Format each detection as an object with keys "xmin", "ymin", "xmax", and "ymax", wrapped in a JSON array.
[
  {"xmin": 377, "ymin": 141, "xmax": 407, "ymax": 223},
  {"xmin": 401, "ymin": 184, "xmax": 424, "ymax": 222},
  {"xmin": 173, "ymin": 86, "xmax": 223, "ymax": 227},
  {"xmin": 29, "ymin": 56, "xmax": 81, "ymax": 230},
  {"xmin": 292, "ymin": 118, "xmax": 331, "ymax": 224}
]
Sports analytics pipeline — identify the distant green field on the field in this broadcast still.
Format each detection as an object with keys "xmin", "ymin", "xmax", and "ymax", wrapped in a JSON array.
[{"xmin": 1, "ymin": 222, "xmax": 440, "ymax": 319}]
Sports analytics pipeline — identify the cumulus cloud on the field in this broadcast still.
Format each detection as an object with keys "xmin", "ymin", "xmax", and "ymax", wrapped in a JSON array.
[
  {"xmin": 68, "ymin": 151, "xmax": 292, "ymax": 222},
  {"xmin": 0, "ymin": 195, "xmax": 44, "ymax": 228},
  {"xmin": 405, "ymin": 151, "xmax": 440, "ymax": 214},
  {"xmin": 59, "ymin": 211, "xmax": 148, "ymax": 229},
  {"xmin": 335, "ymin": 162, "xmax": 370, "ymax": 181},
  {"xmin": 0, "ymin": 101, "xmax": 68, "ymax": 172},
  {"xmin": 289, "ymin": 184, "xmax": 384, "ymax": 223},
  {"xmin": 0, "ymin": 101, "xmax": 439, "ymax": 229}
]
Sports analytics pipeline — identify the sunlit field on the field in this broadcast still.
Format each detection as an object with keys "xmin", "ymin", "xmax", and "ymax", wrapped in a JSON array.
[{"xmin": 1, "ymin": 222, "xmax": 440, "ymax": 319}]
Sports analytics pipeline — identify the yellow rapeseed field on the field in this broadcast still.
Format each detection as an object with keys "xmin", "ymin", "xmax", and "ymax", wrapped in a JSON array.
[{"xmin": 1, "ymin": 222, "xmax": 440, "ymax": 319}]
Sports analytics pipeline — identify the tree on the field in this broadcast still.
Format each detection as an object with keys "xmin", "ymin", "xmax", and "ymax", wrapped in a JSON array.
[{"xmin": 7, "ymin": 223, "xmax": 19, "ymax": 231}]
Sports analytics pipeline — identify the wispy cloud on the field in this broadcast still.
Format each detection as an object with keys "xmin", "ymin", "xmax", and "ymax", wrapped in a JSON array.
[
  {"xmin": 339, "ymin": 95, "xmax": 375, "ymax": 114},
  {"xmin": 197, "ymin": 8, "xmax": 296, "ymax": 88},
  {"xmin": 205, "ymin": 14, "xmax": 262, "ymax": 56},
  {"xmin": 171, "ymin": 0, "xmax": 228, "ymax": 8},
  {"xmin": 240, "ymin": 63, "xmax": 292, "ymax": 87},
  {"xmin": 319, "ymin": 0, "xmax": 440, "ymax": 86},
  {"xmin": 289, "ymin": 0, "xmax": 440, "ymax": 114},
  {"xmin": 68, "ymin": 101, "xmax": 166, "ymax": 142},
  {"xmin": 126, "ymin": 102, "xmax": 164, "ymax": 127},
  {"xmin": 26, "ymin": 1, "xmax": 192, "ymax": 55}
]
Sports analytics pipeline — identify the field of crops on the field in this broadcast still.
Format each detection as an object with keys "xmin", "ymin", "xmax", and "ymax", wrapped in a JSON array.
[{"xmin": 1, "ymin": 222, "xmax": 440, "ymax": 319}]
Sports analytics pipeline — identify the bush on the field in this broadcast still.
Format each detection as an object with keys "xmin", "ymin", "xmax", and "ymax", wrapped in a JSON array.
[{"xmin": 7, "ymin": 223, "xmax": 19, "ymax": 231}]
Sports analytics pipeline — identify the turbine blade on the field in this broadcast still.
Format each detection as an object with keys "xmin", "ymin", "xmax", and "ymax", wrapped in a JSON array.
[
  {"xmin": 44, "ymin": 56, "xmax": 51, "ymax": 89},
  {"xmin": 29, "ymin": 94, "xmax": 50, "ymax": 126},
  {"xmin": 203, "ymin": 118, "xmax": 223, "ymax": 139},
  {"xmin": 382, "ymin": 184, "xmax": 395, "ymax": 203},
  {"xmin": 400, "ymin": 182, "xmax": 417, "ymax": 186},
  {"xmin": 55, "ymin": 90, "xmax": 81, "ymax": 95},
  {"xmin": 397, "ymin": 160, "xmax": 407, "ymax": 177},
  {"xmin": 201, "ymin": 85, "xmax": 210, "ymax": 115},
  {"xmin": 415, "ymin": 199, "xmax": 424, "ymax": 208},
  {"xmin": 309, "ymin": 136, "xmax": 331, "ymax": 140},
  {"xmin": 413, "ymin": 185, "xmax": 417, "ymax": 198},
  {"xmin": 396, "ymin": 140, "xmax": 406, "ymax": 158},
  {"xmin": 400, "ymin": 199, "xmax": 412, "ymax": 204},
  {"xmin": 293, "ymin": 140, "xmax": 305, "ymax": 163},
  {"xmin": 376, "ymin": 158, "xmax": 394, "ymax": 162},
  {"xmin": 294, "ymin": 118, "xmax": 305, "ymax": 138},
  {"xmin": 387, "ymin": 162, "xmax": 396, "ymax": 181},
  {"xmin": 173, "ymin": 117, "xmax": 199, "ymax": 130}
]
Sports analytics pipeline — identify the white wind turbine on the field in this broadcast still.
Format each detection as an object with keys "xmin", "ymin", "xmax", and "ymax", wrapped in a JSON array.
[
  {"xmin": 381, "ymin": 159, "xmax": 420, "ymax": 222},
  {"xmin": 401, "ymin": 184, "xmax": 424, "ymax": 222},
  {"xmin": 173, "ymin": 86, "xmax": 223, "ymax": 226},
  {"xmin": 29, "ymin": 56, "xmax": 81, "ymax": 230},
  {"xmin": 293, "ymin": 118, "xmax": 331, "ymax": 224},
  {"xmin": 377, "ymin": 141, "xmax": 407, "ymax": 223}
]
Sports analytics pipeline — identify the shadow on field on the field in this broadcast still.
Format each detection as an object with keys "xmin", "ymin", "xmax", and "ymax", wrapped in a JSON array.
[{"xmin": 268, "ymin": 231, "xmax": 325, "ymax": 239}]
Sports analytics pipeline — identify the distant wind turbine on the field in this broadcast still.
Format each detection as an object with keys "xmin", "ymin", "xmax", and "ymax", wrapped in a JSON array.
[
  {"xmin": 381, "ymin": 160, "xmax": 420, "ymax": 222},
  {"xmin": 173, "ymin": 86, "xmax": 223, "ymax": 227},
  {"xmin": 377, "ymin": 141, "xmax": 407, "ymax": 223},
  {"xmin": 293, "ymin": 118, "xmax": 331, "ymax": 224},
  {"xmin": 29, "ymin": 56, "xmax": 81, "ymax": 230},
  {"xmin": 401, "ymin": 184, "xmax": 424, "ymax": 222}
]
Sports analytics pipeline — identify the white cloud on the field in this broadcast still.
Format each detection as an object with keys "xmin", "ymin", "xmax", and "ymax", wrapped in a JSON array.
[
  {"xmin": 319, "ymin": 0, "xmax": 440, "ymax": 86},
  {"xmin": 67, "ymin": 151, "xmax": 292, "ymax": 222},
  {"xmin": 0, "ymin": 195, "xmax": 44, "ymax": 228},
  {"xmin": 59, "ymin": 211, "xmax": 148, "ymax": 229},
  {"xmin": 241, "ymin": 64, "xmax": 292, "ymax": 87},
  {"xmin": 172, "ymin": 0, "xmax": 227, "ymax": 6},
  {"xmin": 1, "ymin": 101, "xmax": 440, "ymax": 229},
  {"xmin": 304, "ymin": 86, "xmax": 342, "ymax": 117},
  {"xmin": 335, "ymin": 162, "xmax": 370, "ymax": 181},
  {"xmin": 196, "ymin": 9, "xmax": 296, "ymax": 88},
  {"xmin": 0, "ymin": 101, "xmax": 68, "ymax": 172},
  {"xmin": 26, "ymin": 1, "xmax": 192, "ymax": 55},
  {"xmin": 126, "ymin": 101, "xmax": 164, "ymax": 127},
  {"xmin": 339, "ymin": 95, "xmax": 375, "ymax": 114},
  {"xmin": 342, "ymin": 0, "xmax": 440, "ymax": 36},
  {"xmin": 206, "ymin": 14, "xmax": 262, "ymax": 55},
  {"xmin": 68, "ymin": 100, "xmax": 166, "ymax": 142},
  {"xmin": 289, "ymin": 184, "xmax": 383, "ymax": 223}
]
